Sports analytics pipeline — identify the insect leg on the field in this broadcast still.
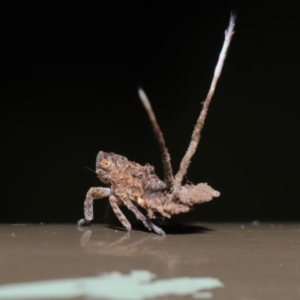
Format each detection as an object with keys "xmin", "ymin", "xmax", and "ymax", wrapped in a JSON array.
[
  {"xmin": 78, "ymin": 187, "xmax": 111, "ymax": 226},
  {"xmin": 123, "ymin": 198, "xmax": 166, "ymax": 236},
  {"xmin": 109, "ymin": 195, "xmax": 132, "ymax": 232}
]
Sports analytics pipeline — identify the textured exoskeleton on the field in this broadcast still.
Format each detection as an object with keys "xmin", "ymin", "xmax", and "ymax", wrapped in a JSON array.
[{"xmin": 78, "ymin": 151, "xmax": 220, "ymax": 235}]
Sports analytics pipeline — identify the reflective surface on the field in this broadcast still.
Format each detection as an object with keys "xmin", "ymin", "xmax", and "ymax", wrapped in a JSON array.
[{"xmin": 0, "ymin": 223, "xmax": 299, "ymax": 299}]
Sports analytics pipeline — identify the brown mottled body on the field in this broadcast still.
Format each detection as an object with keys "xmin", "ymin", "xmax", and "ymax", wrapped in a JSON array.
[
  {"xmin": 78, "ymin": 14, "xmax": 235, "ymax": 234},
  {"xmin": 78, "ymin": 151, "xmax": 220, "ymax": 235}
]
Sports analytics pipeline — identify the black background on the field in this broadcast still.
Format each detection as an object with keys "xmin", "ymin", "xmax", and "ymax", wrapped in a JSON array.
[{"xmin": 1, "ymin": 1, "xmax": 299, "ymax": 224}]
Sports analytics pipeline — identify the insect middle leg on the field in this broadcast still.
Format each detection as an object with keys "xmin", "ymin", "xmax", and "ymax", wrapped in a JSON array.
[
  {"xmin": 123, "ymin": 198, "xmax": 166, "ymax": 236},
  {"xmin": 78, "ymin": 187, "xmax": 111, "ymax": 226},
  {"xmin": 109, "ymin": 195, "xmax": 132, "ymax": 232}
]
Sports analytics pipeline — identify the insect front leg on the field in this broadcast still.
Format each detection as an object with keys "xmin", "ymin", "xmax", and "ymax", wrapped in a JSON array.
[
  {"xmin": 109, "ymin": 195, "xmax": 132, "ymax": 232},
  {"xmin": 78, "ymin": 187, "xmax": 111, "ymax": 226}
]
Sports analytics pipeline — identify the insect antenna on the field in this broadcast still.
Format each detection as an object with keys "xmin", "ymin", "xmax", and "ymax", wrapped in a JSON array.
[
  {"xmin": 138, "ymin": 88, "xmax": 174, "ymax": 190},
  {"xmin": 84, "ymin": 166, "xmax": 96, "ymax": 173},
  {"xmin": 173, "ymin": 13, "xmax": 236, "ymax": 195}
]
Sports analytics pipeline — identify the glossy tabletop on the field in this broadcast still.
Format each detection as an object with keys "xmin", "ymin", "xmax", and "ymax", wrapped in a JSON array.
[{"xmin": 0, "ymin": 223, "xmax": 299, "ymax": 299}]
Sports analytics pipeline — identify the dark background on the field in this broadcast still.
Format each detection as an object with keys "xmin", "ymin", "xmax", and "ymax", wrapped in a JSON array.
[{"xmin": 1, "ymin": 1, "xmax": 299, "ymax": 224}]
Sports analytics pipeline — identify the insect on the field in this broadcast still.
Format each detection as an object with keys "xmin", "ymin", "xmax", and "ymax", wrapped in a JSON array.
[{"xmin": 78, "ymin": 14, "xmax": 236, "ymax": 235}]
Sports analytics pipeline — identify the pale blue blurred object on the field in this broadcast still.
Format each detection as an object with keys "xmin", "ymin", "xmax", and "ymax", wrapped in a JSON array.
[{"xmin": 0, "ymin": 270, "xmax": 223, "ymax": 299}]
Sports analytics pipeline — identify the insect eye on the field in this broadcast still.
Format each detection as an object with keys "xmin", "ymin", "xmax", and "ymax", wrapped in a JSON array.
[{"xmin": 100, "ymin": 159, "xmax": 112, "ymax": 170}]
